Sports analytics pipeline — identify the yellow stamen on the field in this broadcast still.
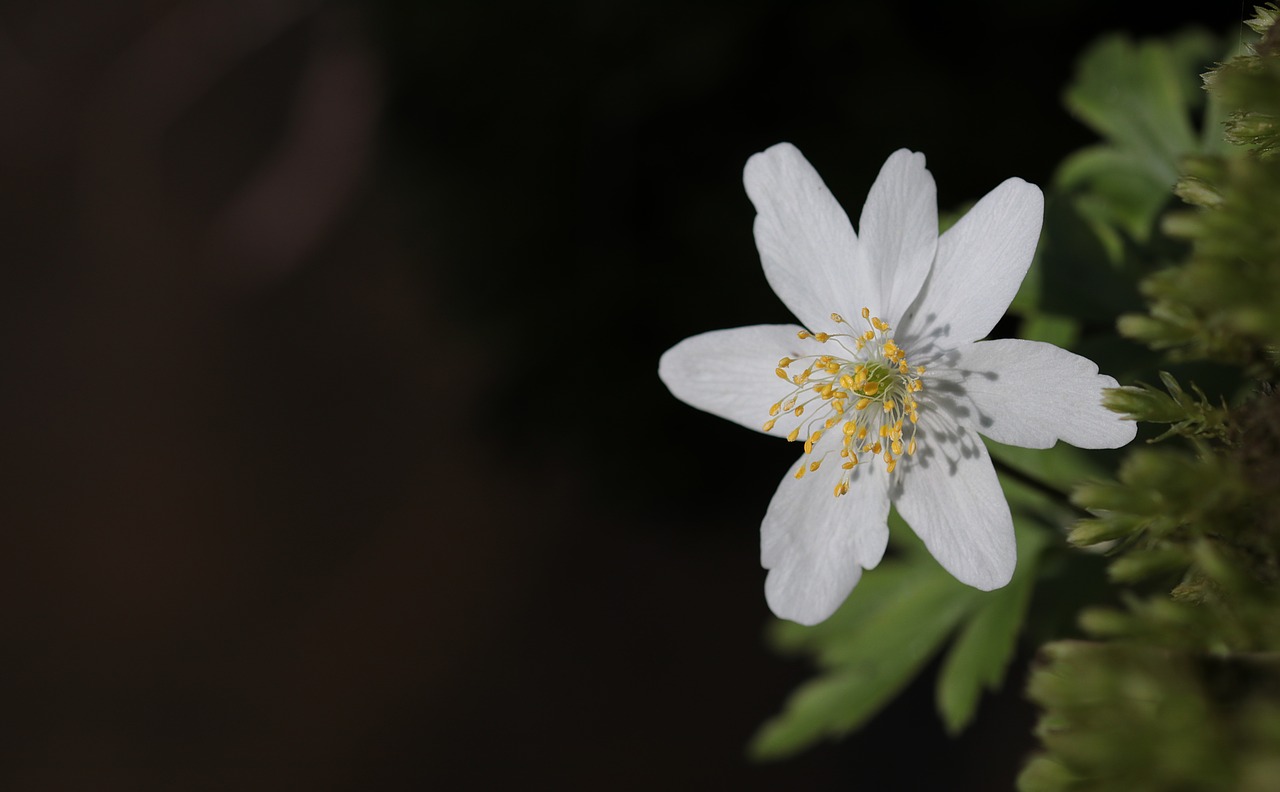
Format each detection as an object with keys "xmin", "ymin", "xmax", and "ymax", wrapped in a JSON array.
[{"xmin": 763, "ymin": 418, "xmax": 777, "ymax": 432}]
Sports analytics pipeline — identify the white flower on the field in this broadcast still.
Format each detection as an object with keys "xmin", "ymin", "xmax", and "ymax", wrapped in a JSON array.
[{"xmin": 659, "ymin": 143, "xmax": 1136, "ymax": 626}]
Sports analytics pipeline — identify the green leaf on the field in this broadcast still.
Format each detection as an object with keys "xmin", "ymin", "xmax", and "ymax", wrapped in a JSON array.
[
  {"xmin": 1064, "ymin": 32, "xmax": 1217, "ymax": 188},
  {"xmin": 1057, "ymin": 145, "xmax": 1171, "ymax": 246},
  {"xmin": 935, "ymin": 524, "xmax": 1050, "ymax": 735},
  {"xmin": 752, "ymin": 552, "xmax": 980, "ymax": 760}
]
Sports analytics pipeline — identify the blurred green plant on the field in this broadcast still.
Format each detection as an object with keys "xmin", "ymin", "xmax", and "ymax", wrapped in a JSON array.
[
  {"xmin": 1019, "ymin": 6, "xmax": 1280, "ymax": 791},
  {"xmin": 755, "ymin": 14, "xmax": 1280, "ymax": 780}
]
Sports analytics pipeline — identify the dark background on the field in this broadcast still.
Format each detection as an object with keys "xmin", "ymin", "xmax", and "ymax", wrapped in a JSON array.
[{"xmin": 0, "ymin": 1, "xmax": 1242, "ymax": 789}]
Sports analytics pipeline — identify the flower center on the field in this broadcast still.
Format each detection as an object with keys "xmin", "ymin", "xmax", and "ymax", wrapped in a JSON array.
[{"xmin": 763, "ymin": 307, "xmax": 925, "ymax": 498}]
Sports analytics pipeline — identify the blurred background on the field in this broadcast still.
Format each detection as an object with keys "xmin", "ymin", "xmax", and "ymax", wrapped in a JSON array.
[{"xmin": 0, "ymin": 1, "xmax": 1243, "ymax": 789}]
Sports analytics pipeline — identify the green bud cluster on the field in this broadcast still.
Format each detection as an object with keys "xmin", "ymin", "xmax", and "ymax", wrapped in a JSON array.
[
  {"xmin": 1021, "ymin": 642, "xmax": 1280, "ymax": 792},
  {"xmin": 1119, "ymin": 5, "xmax": 1280, "ymax": 368}
]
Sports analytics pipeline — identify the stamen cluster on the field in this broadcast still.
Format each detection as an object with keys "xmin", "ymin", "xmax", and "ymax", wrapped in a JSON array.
[{"xmin": 762, "ymin": 308, "xmax": 925, "ymax": 497}]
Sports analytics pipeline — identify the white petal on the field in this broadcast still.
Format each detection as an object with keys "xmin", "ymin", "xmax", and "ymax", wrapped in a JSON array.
[
  {"xmin": 854, "ymin": 149, "xmax": 937, "ymax": 328},
  {"xmin": 932, "ymin": 339, "xmax": 1137, "ymax": 449},
  {"xmin": 658, "ymin": 324, "xmax": 813, "ymax": 435},
  {"xmin": 744, "ymin": 143, "xmax": 868, "ymax": 330},
  {"xmin": 893, "ymin": 411, "xmax": 1015, "ymax": 590},
  {"xmin": 762, "ymin": 441, "xmax": 890, "ymax": 625},
  {"xmin": 897, "ymin": 178, "xmax": 1043, "ymax": 354}
]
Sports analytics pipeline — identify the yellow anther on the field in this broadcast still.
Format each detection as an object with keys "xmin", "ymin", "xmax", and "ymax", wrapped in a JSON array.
[
  {"xmin": 814, "ymin": 332, "xmax": 830, "ymax": 342},
  {"xmin": 825, "ymin": 361, "xmax": 839, "ymax": 373},
  {"xmin": 870, "ymin": 442, "xmax": 882, "ymax": 454},
  {"xmin": 857, "ymin": 426, "xmax": 868, "ymax": 440},
  {"xmin": 843, "ymin": 421, "xmax": 858, "ymax": 436},
  {"xmin": 809, "ymin": 430, "xmax": 823, "ymax": 444},
  {"xmin": 855, "ymin": 398, "xmax": 872, "ymax": 411},
  {"xmin": 810, "ymin": 460, "xmax": 822, "ymax": 472},
  {"xmin": 879, "ymin": 425, "xmax": 889, "ymax": 437},
  {"xmin": 842, "ymin": 460, "xmax": 856, "ymax": 470},
  {"xmin": 769, "ymin": 403, "xmax": 781, "ymax": 417},
  {"xmin": 892, "ymin": 440, "xmax": 903, "ymax": 455},
  {"xmin": 825, "ymin": 416, "xmax": 837, "ymax": 429},
  {"xmin": 795, "ymin": 464, "xmax": 806, "ymax": 479},
  {"xmin": 803, "ymin": 439, "xmax": 813, "ymax": 454},
  {"xmin": 794, "ymin": 405, "xmax": 805, "ymax": 417},
  {"xmin": 830, "ymin": 312, "xmax": 844, "ymax": 323},
  {"xmin": 916, "ymin": 366, "xmax": 926, "ymax": 374},
  {"xmin": 899, "ymin": 361, "xmax": 909, "ymax": 374},
  {"xmin": 862, "ymin": 381, "xmax": 880, "ymax": 396},
  {"xmin": 833, "ymin": 401, "xmax": 846, "ymax": 414},
  {"xmin": 885, "ymin": 457, "xmax": 897, "ymax": 474},
  {"xmin": 787, "ymin": 427, "xmax": 801, "ymax": 442},
  {"xmin": 883, "ymin": 401, "xmax": 895, "ymax": 413},
  {"xmin": 863, "ymin": 330, "xmax": 875, "ymax": 341},
  {"xmin": 763, "ymin": 418, "xmax": 777, "ymax": 432},
  {"xmin": 782, "ymin": 396, "xmax": 797, "ymax": 411},
  {"xmin": 883, "ymin": 340, "xmax": 898, "ymax": 356},
  {"xmin": 861, "ymin": 307, "xmax": 870, "ymax": 319},
  {"xmin": 776, "ymin": 368, "xmax": 788, "ymax": 380},
  {"xmin": 797, "ymin": 330, "xmax": 810, "ymax": 339},
  {"xmin": 872, "ymin": 317, "xmax": 889, "ymax": 331},
  {"xmin": 833, "ymin": 481, "xmax": 849, "ymax": 498},
  {"xmin": 840, "ymin": 375, "xmax": 855, "ymax": 389},
  {"xmin": 778, "ymin": 357, "xmax": 792, "ymax": 368},
  {"xmin": 908, "ymin": 438, "xmax": 917, "ymax": 455}
]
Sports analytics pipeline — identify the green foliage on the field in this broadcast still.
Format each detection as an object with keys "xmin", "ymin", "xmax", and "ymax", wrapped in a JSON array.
[
  {"xmin": 1021, "ymin": 9, "xmax": 1280, "ymax": 790},
  {"xmin": 936, "ymin": 527, "xmax": 1049, "ymax": 735},
  {"xmin": 1020, "ymin": 642, "xmax": 1280, "ymax": 792},
  {"xmin": 751, "ymin": 518, "xmax": 1049, "ymax": 759},
  {"xmin": 1057, "ymin": 30, "xmax": 1220, "ymax": 251}
]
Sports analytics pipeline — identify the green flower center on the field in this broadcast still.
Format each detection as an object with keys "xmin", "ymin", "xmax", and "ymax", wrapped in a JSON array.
[{"xmin": 763, "ymin": 308, "xmax": 926, "ymax": 497}]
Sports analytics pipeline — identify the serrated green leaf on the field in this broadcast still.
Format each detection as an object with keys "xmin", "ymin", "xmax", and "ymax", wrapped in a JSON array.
[
  {"xmin": 935, "ymin": 524, "xmax": 1050, "ymax": 735},
  {"xmin": 753, "ymin": 556, "xmax": 980, "ymax": 760}
]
